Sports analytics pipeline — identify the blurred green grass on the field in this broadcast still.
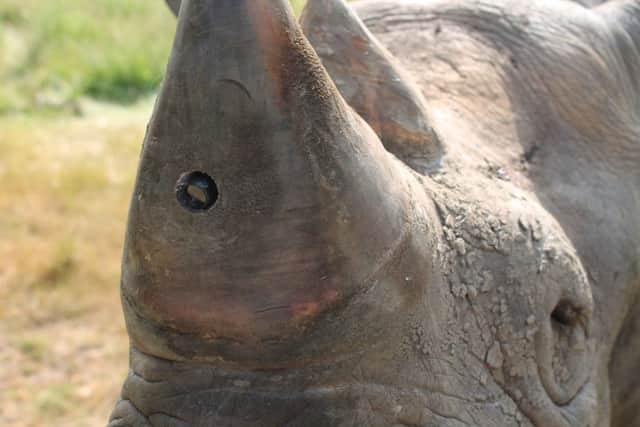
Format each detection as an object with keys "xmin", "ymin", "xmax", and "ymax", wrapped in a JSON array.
[{"xmin": 0, "ymin": 0, "xmax": 307, "ymax": 114}]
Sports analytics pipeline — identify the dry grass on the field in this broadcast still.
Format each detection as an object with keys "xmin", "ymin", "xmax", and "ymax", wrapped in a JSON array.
[{"xmin": 0, "ymin": 101, "xmax": 153, "ymax": 427}]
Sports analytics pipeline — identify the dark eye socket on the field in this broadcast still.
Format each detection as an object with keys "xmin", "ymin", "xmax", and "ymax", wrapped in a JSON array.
[
  {"xmin": 176, "ymin": 171, "xmax": 219, "ymax": 212},
  {"xmin": 551, "ymin": 299, "xmax": 583, "ymax": 328}
]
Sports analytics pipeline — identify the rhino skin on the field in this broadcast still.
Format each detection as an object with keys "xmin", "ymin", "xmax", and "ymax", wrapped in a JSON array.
[{"xmin": 108, "ymin": 0, "xmax": 640, "ymax": 426}]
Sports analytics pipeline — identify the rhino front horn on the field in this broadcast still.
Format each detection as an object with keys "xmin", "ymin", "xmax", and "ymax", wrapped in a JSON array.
[
  {"xmin": 121, "ymin": 0, "xmax": 421, "ymax": 367},
  {"xmin": 165, "ymin": 0, "xmax": 181, "ymax": 15}
]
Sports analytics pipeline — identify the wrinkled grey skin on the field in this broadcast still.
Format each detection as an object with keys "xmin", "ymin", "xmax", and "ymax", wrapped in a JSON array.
[{"xmin": 109, "ymin": 0, "xmax": 640, "ymax": 426}]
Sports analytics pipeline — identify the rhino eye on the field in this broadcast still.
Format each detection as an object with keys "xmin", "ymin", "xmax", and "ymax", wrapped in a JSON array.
[
  {"xmin": 176, "ymin": 171, "xmax": 219, "ymax": 212},
  {"xmin": 551, "ymin": 300, "xmax": 582, "ymax": 328},
  {"xmin": 538, "ymin": 295, "xmax": 592, "ymax": 406}
]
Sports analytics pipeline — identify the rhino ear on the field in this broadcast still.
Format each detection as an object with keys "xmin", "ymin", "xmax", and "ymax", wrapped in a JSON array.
[
  {"xmin": 301, "ymin": 0, "xmax": 442, "ymax": 173},
  {"xmin": 165, "ymin": 0, "xmax": 180, "ymax": 16}
]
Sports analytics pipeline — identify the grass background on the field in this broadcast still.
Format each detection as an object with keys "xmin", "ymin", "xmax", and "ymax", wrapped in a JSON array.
[
  {"xmin": 0, "ymin": 0, "xmax": 306, "ymax": 113},
  {"xmin": 0, "ymin": 1, "xmax": 306, "ymax": 426}
]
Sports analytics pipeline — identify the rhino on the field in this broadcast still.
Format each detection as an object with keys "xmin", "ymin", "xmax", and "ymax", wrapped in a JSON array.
[{"xmin": 107, "ymin": 0, "xmax": 640, "ymax": 426}]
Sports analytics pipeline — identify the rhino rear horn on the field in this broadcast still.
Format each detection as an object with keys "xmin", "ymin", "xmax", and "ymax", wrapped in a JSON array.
[{"xmin": 301, "ymin": 0, "xmax": 443, "ymax": 173}]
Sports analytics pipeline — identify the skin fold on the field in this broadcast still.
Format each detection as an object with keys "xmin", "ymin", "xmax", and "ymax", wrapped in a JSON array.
[{"xmin": 109, "ymin": 0, "xmax": 640, "ymax": 426}]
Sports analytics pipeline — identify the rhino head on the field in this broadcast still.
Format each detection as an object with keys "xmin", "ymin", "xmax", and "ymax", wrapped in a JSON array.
[{"xmin": 108, "ymin": 1, "xmax": 640, "ymax": 426}]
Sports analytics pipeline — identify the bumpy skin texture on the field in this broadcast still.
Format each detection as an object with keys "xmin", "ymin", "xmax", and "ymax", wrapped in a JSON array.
[{"xmin": 110, "ymin": 0, "xmax": 640, "ymax": 426}]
